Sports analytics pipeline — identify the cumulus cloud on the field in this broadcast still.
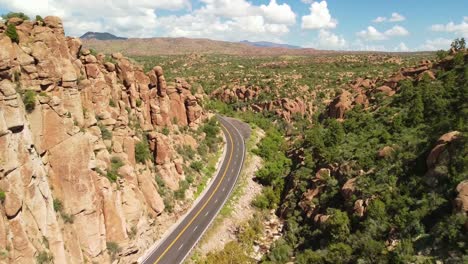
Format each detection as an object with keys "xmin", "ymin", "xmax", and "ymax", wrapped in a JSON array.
[
  {"xmin": 419, "ymin": 38, "xmax": 453, "ymax": 51},
  {"xmin": 156, "ymin": 0, "xmax": 297, "ymax": 42},
  {"xmin": 389, "ymin": 12, "xmax": 405, "ymax": 22},
  {"xmin": 260, "ymin": 0, "xmax": 296, "ymax": 25},
  {"xmin": 357, "ymin": 26, "xmax": 387, "ymax": 41},
  {"xmin": 357, "ymin": 25, "xmax": 409, "ymax": 41},
  {"xmin": 301, "ymin": 1, "xmax": 337, "ymax": 30},
  {"xmin": 0, "ymin": 0, "xmax": 297, "ymax": 42},
  {"xmin": 373, "ymin": 12, "xmax": 405, "ymax": 23},
  {"xmin": 385, "ymin": 25, "xmax": 409, "ymax": 36},
  {"xmin": 394, "ymin": 42, "xmax": 410, "ymax": 52},
  {"xmin": 430, "ymin": 17, "xmax": 468, "ymax": 37},
  {"xmin": 373, "ymin": 16, "xmax": 387, "ymax": 23},
  {"xmin": 305, "ymin": 29, "xmax": 346, "ymax": 50}
]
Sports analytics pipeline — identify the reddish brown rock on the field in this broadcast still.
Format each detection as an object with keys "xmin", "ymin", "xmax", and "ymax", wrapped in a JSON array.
[
  {"xmin": 427, "ymin": 131, "xmax": 460, "ymax": 168},
  {"xmin": 85, "ymin": 64, "xmax": 100, "ymax": 79},
  {"xmin": 376, "ymin": 85, "xmax": 395, "ymax": 97},
  {"xmin": 328, "ymin": 90, "xmax": 353, "ymax": 119},
  {"xmin": 342, "ymin": 178, "xmax": 357, "ymax": 200},
  {"xmin": 455, "ymin": 181, "xmax": 468, "ymax": 213}
]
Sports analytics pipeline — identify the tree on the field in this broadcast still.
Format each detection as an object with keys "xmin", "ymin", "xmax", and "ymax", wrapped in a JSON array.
[
  {"xmin": 2, "ymin": 12, "xmax": 30, "ymax": 21},
  {"xmin": 451, "ymin": 38, "xmax": 466, "ymax": 51}
]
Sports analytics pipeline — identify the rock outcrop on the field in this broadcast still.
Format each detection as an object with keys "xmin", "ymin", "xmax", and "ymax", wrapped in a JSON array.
[
  {"xmin": 0, "ymin": 16, "xmax": 207, "ymax": 263},
  {"xmin": 211, "ymin": 85, "xmax": 315, "ymax": 123},
  {"xmin": 326, "ymin": 60, "xmax": 438, "ymax": 120}
]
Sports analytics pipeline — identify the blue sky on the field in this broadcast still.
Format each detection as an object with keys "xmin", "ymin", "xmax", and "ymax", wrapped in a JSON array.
[{"xmin": 0, "ymin": 0, "xmax": 467, "ymax": 51}]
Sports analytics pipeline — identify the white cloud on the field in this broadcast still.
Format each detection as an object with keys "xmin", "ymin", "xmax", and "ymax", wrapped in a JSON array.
[
  {"xmin": 389, "ymin": 12, "xmax": 405, "ymax": 22},
  {"xmin": 0, "ymin": 0, "xmax": 297, "ymax": 42},
  {"xmin": 395, "ymin": 42, "xmax": 410, "ymax": 52},
  {"xmin": 373, "ymin": 16, "xmax": 387, "ymax": 23},
  {"xmin": 357, "ymin": 25, "xmax": 409, "ymax": 41},
  {"xmin": 419, "ymin": 38, "xmax": 452, "ymax": 51},
  {"xmin": 357, "ymin": 26, "xmax": 387, "ymax": 40},
  {"xmin": 317, "ymin": 29, "xmax": 346, "ymax": 49},
  {"xmin": 260, "ymin": 0, "xmax": 296, "ymax": 25},
  {"xmin": 305, "ymin": 29, "xmax": 346, "ymax": 49},
  {"xmin": 301, "ymin": 0, "xmax": 315, "ymax": 4},
  {"xmin": 430, "ymin": 17, "xmax": 468, "ymax": 37},
  {"xmin": 301, "ymin": 1, "xmax": 337, "ymax": 30},
  {"xmin": 373, "ymin": 12, "xmax": 405, "ymax": 23},
  {"xmin": 385, "ymin": 25, "xmax": 409, "ymax": 36}
]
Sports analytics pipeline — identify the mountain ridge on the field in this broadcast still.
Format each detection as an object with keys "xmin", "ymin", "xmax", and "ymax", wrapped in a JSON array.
[{"xmin": 80, "ymin": 31, "xmax": 127, "ymax": 40}]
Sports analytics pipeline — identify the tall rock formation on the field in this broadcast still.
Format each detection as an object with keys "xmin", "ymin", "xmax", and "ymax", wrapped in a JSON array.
[{"xmin": 0, "ymin": 16, "xmax": 206, "ymax": 263}]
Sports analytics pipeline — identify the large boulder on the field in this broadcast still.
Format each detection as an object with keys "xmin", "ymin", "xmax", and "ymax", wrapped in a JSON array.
[{"xmin": 328, "ymin": 90, "xmax": 353, "ymax": 119}]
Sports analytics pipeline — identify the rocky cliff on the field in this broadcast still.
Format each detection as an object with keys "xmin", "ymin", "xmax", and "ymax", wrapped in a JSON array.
[{"xmin": 0, "ymin": 16, "xmax": 207, "ymax": 263}]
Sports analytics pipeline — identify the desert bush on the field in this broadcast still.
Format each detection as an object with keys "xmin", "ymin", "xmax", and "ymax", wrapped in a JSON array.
[
  {"xmin": 5, "ymin": 24, "xmax": 19, "ymax": 43},
  {"xmin": 23, "ymin": 90, "xmax": 36, "ymax": 112},
  {"xmin": 53, "ymin": 199, "xmax": 63, "ymax": 212},
  {"xmin": 98, "ymin": 124, "xmax": 112, "ymax": 140},
  {"xmin": 106, "ymin": 242, "xmax": 121, "ymax": 260},
  {"xmin": 36, "ymin": 251, "xmax": 53, "ymax": 264},
  {"xmin": 135, "ymin": 137, "xmax": 152, "ymax": 163},
  {"xmin": 2, "ymin": 12, "xmax": 29, "ymax": 20}
]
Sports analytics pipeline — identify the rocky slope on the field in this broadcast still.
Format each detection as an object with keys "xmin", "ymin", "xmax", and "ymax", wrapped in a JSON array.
[{"xmin": 0, "ymin": 16, "xmax": 207, "ymax": 263}]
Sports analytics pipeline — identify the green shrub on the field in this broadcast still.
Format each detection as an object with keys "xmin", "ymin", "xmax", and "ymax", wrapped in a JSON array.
[
  {"xmin": 0, "ymin": 191, "xmax": 5, "ymax": 203},
  {"xmin": 22, "ymin": 90, "xmax": 36, "ymax": 112},
  {"xmin": 190, "ymin": 161, "xmax": 203, "ymax": 172},
  {"xmin": 36, "ymin": 251, "xmax": 53, "ymax": 264},
  {"xmin": 177, "ymin": 145, "xmax": 196, "ymax": 160},
  {"xmin": 2, "ymin": 12, "xmax": 29, "ymax": 20},
  {"xmin": 98, "ymin": 124, "xmax": 112, "ymax": 140},
  {"xmin": 162, "ymin": 126, "xmax": 170, "ymax": 135},
  {"xmin": 135, "ymin": 137, "xmax": 152, "ymax": 164},
  {"xmin": 106, "ymin": 171, "xmax": 118, "ymax": 182},
  {"xmin": 109, "ymin": 99, "xmax": 116, "ymax": 107},
  {"xmin": 61, "ymin": 212, "xmax": 74, "ymax": 224},
  {"xmin": 35, "ymin": 15, "xmax": 44, "ymax": 22},
  {"xmin": 5, "ymin": 24, "xmax": 19, "ymax": 44},
  {"xmin": 53, "ymin": 199, "xmax": 63, "ymax": 212},
  {"xmin": 106, "ymin": 241, "xmax": 121, "ymax": 260},
  {"xmin": 136, "ymin": 99, "xmax": 142, "ymax": 107},
  {"xmin": 106, "ymin": 157, "xmax": 124, "ymax": 182}
]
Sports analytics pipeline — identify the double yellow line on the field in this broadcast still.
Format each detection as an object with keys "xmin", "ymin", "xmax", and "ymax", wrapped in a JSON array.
[{"xmin": 154, "ymin": 121, "xmax": 235, "ymax": 264}]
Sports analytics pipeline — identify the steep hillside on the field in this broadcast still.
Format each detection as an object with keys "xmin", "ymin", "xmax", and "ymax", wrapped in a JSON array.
[
  {"xmin": 82, "ymin": 37, "xmax": 323, "ymax": 56},
  {"xmin": 0, "ymin": 16, "xmax": 217, "ymax": 263}
]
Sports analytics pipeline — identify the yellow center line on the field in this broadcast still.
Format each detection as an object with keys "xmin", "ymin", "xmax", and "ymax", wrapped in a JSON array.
[{"xmin": 154, "ymin": 121, "xmax": 235, "ymax": 264}]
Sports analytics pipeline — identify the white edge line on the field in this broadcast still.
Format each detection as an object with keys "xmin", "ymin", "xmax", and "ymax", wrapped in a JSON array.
[
  {"xmin": 177, "ymin": 116, "xmax": 246, "ymax": 264},
  {"xmin": 138, "ymin": 116, "xmax": 229, "ymax": 264}
]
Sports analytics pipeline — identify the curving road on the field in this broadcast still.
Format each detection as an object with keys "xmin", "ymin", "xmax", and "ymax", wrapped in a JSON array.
[{"xmin": 139, "ymin": 116, "xmax": 248, "ymax": 264}]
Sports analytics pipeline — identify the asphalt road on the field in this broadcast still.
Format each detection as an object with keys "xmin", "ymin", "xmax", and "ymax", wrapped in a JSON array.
[{"xmin": 140, "ymin": 116, "xmax": 248, "ymax": 264}]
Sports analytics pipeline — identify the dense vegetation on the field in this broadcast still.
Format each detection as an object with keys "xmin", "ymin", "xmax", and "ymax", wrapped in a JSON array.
[{"xmin": 260, "ymin": 48, "xmax": 467, "ymax": 263}]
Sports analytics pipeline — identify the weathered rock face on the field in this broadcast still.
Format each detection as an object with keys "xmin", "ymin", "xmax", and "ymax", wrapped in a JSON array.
[{"xmin": 0, "ymin": 16, "xmax": 207, "ymax": 263}]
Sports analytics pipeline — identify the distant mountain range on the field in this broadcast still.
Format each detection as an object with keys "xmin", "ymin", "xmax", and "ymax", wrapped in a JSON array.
[
  {"xmin": 80, "ymin": 32, "xmax": 127, "ymax": 40},
  {"xmin": 82, "ymin": 37, "xmax": 323, "ymax": 56},
  {"xmin": 240, "ymin": 40, "xmax": 301, "ymax": 49}
]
